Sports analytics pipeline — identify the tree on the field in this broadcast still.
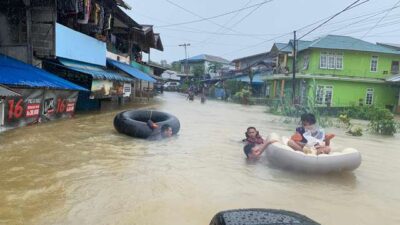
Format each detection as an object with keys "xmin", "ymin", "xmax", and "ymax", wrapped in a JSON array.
[
  {"xmin": 208, "ymin": 62, "xmax": 223, "ymax": 74},
  {"xmin": 171, "ymin": 62, "xmax": 181, "ymax": 72},
  {"xmin": 192, "ymin": 64, "xmax": 205, "ymax": 78}
]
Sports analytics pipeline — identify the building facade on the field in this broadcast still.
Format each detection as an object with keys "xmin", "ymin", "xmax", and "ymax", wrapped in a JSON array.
[{"xmin": 266, "ymin": 35, "xmax": 400, "ymax": 112}]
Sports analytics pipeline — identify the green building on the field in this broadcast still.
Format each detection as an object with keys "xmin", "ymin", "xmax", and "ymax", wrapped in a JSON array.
[{"xmin": 267, "ymin": 35, "xmax": 400, "ymax": 113}]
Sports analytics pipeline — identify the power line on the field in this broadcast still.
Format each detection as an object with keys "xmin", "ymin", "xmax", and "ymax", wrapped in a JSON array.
[
  {"xmin": 198, "ymin": 0, "xmax": 255, "ymax": 45},
  {"xmin": 360, "ymin": 0, "xmax": 400, "ymax": 39},
  {"xmin": 297, "ymin": 6, "xmax": 400, "ymax": 37},
  {"xmin": 156, "ymin": 0, "xmax": 274, "ymax": 28},
  {"xmin": 221, "ymin": 0, "xmax": 368, "ymax": 57},
  {"xmin": 298, "ymin": 0, "xmax": 369, "ymax": 40},
  {"xmin": 164, "ymin": 0, "xmax": 266, "ymax": 39}
]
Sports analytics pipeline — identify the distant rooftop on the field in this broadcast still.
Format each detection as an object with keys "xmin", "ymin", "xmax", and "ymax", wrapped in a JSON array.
[
  {"xmin": 376, "ymin": 42, "xmax": 400, "ymax": 51},
  {"xmin": 272, "ymin": 35, "xmax": 400, "ymax": 55},
  {"xmin": 305, "ymin": 35, "xmax": 400, "ymax": 54},
  {"xmin": 232, "ymin": 52, "xmax": 270, "ymax": 62},
  {"xmin": 180, "ymin": 54, "xmax": 230, "ymax": 64}
]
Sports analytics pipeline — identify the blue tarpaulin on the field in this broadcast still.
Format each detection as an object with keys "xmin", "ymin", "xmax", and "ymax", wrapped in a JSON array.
[
  {"xmin": 0, "ymin": 54, "xmax": 87, "ymax": 91},
  {"xmin": 59, "ymin": 58, "xmax": 133, "ymax": 82},
  {"xmin": 107, "ymin": 59, "xmax": 156, "ymax": 82}
]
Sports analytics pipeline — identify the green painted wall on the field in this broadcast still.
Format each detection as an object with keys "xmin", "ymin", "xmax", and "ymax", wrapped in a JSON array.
[
  {"xmin": 267, "ymin": 78, "xmax": 397, "ymax": 108},
  {"xmin": 306, "ymin": 79, "xmax": 397, "ymax": 108},
  {"xmin": 131, "ymin": 61, "xmax": 152, "ymax": 74},
  {"xmin": 298, "ymin": 49, "xmax": 400, "ymax": 79}
]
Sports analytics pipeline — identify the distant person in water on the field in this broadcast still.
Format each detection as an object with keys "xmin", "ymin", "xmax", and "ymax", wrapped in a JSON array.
[
  {"xmin": 148, "ymin": 124, "xmax": 173, "ymax": 141},
  {"xmin": 288, "ymin": 113, "xmax": 334, "ymax": 155},
  {"xmin": 243, "ymin": 127, "xmax": 264, "ymax": 144},
  {"xmin": 160, "ymin": 124, "xmax": 173, "ymax": 138},
  {"xmin": 243, "ymin": 139, "xmax": 277, "ymax": 160}
]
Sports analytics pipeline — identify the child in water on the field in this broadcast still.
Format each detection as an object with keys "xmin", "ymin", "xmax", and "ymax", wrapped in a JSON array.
[
  {"xmin": 244, "ymin": 127, "xmax": 264, "ymax": 144},
  {"xmin": 288, "ymin": 113, "xmax": 334, "ymax": 155}
]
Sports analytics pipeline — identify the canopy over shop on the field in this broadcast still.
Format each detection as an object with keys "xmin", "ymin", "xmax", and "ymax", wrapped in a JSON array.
[
  {"xmin": 107, "ymin": 58, "xmax": 156, "ymax": 97},
  {"xmin": 43, "ymin": 57, "xmax": 135, "ymax": 110},
  {"xmin": 0, "ymin": 54, "xmax": 87, "ymax": 132}
]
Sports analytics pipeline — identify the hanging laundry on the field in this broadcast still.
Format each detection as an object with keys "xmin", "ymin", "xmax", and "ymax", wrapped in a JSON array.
[
  {"xmin": 97, "ymin": 6, "xmax": 105, "ymax": 33},
  {"xmin": 77, "ymin": 0, "xmax": 91, "ymax": 24},
  {"xmin": 110, "ymin": 34, "xmax": 117, "ymax": 45},
  {"xmin": 77, "ymin": 0, "xmax": 85, "ymax": 20},
  {"xmin": 67, "ymin": 0, "xmax": 78, "ymax": 15},
  {"xmin": 103, "ymin": 10, "xmax": 112, "ymax": 30},
  {"xmin": 90, "ymin": 3, "xmax": 100, "ymax": 25}
]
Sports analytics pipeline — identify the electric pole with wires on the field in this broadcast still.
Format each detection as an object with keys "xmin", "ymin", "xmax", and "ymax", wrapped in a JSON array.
[
  {"xmin": 292, "ymin": 31, "xmax": 296, "ymax": 105},
  {"xmin": 179, "ymin": 43, "xmax": 191, "ymax": 79}
]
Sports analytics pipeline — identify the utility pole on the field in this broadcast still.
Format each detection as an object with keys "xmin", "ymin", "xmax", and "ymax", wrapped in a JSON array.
[
  {"xmin": 24, "ymin": 0, "xmax": 32, "ymax": 64},
  {"xmin": 179, "ymin": 43, "xmax": 190, "ymax": 78},
  {"xmin": 292, "ymin": 31, "xmax": 296, "ymax": 105}
]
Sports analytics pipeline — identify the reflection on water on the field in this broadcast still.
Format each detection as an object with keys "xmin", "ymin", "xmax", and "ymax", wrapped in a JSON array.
[{"xmin": 1, "ymin": 92, "xmax": 400, "ymax": 225}]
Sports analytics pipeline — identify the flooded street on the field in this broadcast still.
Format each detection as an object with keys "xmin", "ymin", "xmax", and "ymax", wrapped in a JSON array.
[{"xmin": 1, "ymin": 92, "xmax": 400, "ymax": 225}]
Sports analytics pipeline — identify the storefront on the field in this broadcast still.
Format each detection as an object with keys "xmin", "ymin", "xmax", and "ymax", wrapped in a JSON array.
[
  {"xmin": 43, "ymin": 58, "xmax": 133, "ymax": 111},
  {"xmin": 106, "ymin": 58, "xmax": 155, "ymax": 99},
  {"xmin": 0, "ymin": 54, "xmax": 87, "ymax": 132}
]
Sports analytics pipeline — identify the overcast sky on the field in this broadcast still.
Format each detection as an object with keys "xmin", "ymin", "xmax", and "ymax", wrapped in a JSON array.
[{"xmin": 123, "ymin": 0, "xmax": 400, "ymax": 63}]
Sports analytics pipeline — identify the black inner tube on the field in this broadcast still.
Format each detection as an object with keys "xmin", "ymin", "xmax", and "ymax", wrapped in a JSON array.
[
  {"xmin": 133, "ymin": 113, "xmax": 169, "ymax": 123},
  {"xmin": 114, "ymin": 110, "xmax": 180, "ymax": 139}
]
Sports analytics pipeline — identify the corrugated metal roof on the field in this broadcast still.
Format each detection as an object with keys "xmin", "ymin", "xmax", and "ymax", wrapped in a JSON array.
[
  {"xmin": 0, "ymin": 54, "xmax": 87, "ymax": 91},
  {"xmin": 387, "ymin": 75, "xmax": 400, "ymax": 82},
  {"xmin": 305, "ymin": 35, "xmax": 400, "ymax": 55},
  {"xmin": 291, "ymin": 40, "xmax": 313, "ymax": 52},
  {"xmin": 59, "ymin": 58, "xmax": 133, "ymax": 82},
  {"xmin": 107, "ymin": 59, "xmax": 156, "ymax": 82},
  {"xmin": 0, "ymin": 85, "xmax": 20, "ymax": 97},
  {"xmin": 274, "ymin": 43, "xmax": 292, "ymax": 53},
  {"xmin": 181, "ymin": 54, "xmax": 230, "ymax": 64},
  {"xmin": 232, "ymin": 52, "xmax": 270, "ymax": 62}
]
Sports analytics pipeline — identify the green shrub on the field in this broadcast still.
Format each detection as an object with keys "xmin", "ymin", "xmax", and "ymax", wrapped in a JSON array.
[
  {"xmin": 369, "ymin": 119, "xmax": 397, "ymax": 135},
  {"xmin": 234, "ymin": 88, "xmax": 251, "ymax": 104},
  {"xmin": 367, "ymin": 108, "xmax": 397, "ymax": 135},
  {"xmin": 347, "ymin": 126, "xmax": 363, "ymax": 136}
]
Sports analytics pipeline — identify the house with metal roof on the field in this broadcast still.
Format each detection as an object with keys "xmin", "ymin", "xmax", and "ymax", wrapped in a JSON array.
[
  {"xmin": 231, "ymin": 52, "xmax": 274, "ymax": 71},
  {"xmin": 266, "ymin": 35, "xmax": 400, "ymax": 113},
  {"xmin": 175, "ymin": 54, "xmax": 231, "ymax": 79}
]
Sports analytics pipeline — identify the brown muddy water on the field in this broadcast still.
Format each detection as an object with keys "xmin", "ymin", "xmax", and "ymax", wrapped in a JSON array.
[{"xmin": 0, "ymin": 92, "xmax": 399, "ymax": 225}]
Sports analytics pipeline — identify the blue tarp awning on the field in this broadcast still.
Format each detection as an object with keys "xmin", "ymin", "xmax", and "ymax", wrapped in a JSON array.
[
  {"xmin": 107, "ymin": 58, "xmax": 156, "ymax": 82},
  {"xmin": 0, "ymin": 54, "xmax": 87, "ymax": 91},
  {"xmin": 59, "ymin": 58, "xmax": 133, "ymax": 82},
  {"xmin": 235, "ymin": 74, "xmax": 265, "ymax": 84}
]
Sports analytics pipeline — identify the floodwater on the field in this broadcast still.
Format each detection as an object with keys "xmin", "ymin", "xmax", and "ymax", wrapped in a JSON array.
[{"xmin": 0, "ymin": 92, "xmax": 400, "ymax": 225}]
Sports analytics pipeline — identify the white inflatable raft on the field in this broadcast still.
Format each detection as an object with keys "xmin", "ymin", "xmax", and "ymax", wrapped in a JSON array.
[{"xmin": 265, "ymin": 133, "xmax": 362, "ymax": 173}]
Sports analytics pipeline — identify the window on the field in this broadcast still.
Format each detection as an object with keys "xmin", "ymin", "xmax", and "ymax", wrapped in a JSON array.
[
  {"xmin": 365, "ymin": 88, "xmax": 374, "ymax": 105},
  {"xmin": 371, "ymin": 56, "xmax": 378, "ymax": 72},
  {"xmin": 336, "ymin": 53, "xmax": 343, "ymax": 70},
  {"xmin": 320, "ymin": 52, "xmax": 343, "ymax": 70},
  {"xmin": 328, "ymin": 53, "xmax": 335, "ymax": 69},
  {"xmin": 316, "ymin": 86, "xmax": 324, "ymax": 104},
  {"xmin": 316, "ymin": 85, "xmax": 333, "ymax": 105},
  {"xmin": 320, "ymin": 52, "xmax": 327, "ymax": 69},
  {"xmin": 303, "ymin": 55, "xmax": 310, "ymax": 70},
  {"xmin": 391, "ymin": 61, "xmax": 399, "ymax": 74}
]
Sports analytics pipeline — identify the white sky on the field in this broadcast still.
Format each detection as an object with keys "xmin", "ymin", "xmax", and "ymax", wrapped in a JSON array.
[{"xmin": 123, "ymin": 0, "xmax": 400, "ymax": 63}]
